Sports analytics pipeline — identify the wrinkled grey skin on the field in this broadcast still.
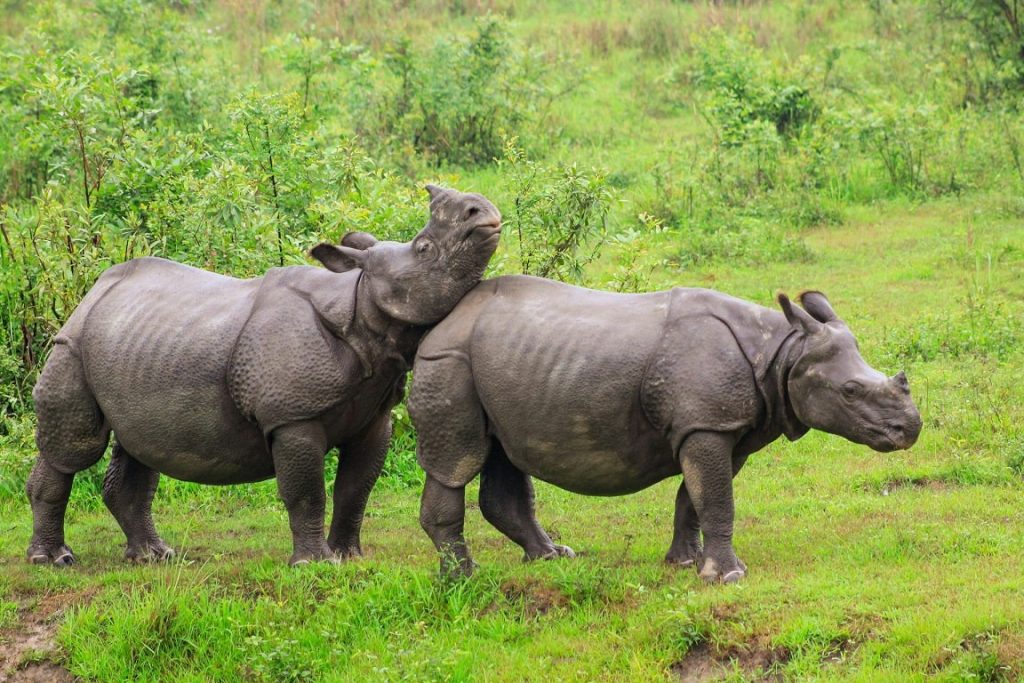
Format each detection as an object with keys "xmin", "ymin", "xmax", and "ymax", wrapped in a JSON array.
[
  {"xmin": 408, "ymin": 278, "xmax": 922, "ymax": 583},
  {"xmin": 26, "ymin": 185, "xmax": 500, "ymax": 567}
]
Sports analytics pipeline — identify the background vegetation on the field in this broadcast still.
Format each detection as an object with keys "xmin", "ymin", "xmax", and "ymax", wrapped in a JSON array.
[{"xmin": 1, "ymin": 0, "xmax": 1022, "ymax": 680}]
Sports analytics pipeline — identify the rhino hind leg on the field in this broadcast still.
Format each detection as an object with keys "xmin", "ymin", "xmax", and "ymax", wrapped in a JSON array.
[
  {"xmin": 271, "ymin": 421, "xmax": 336, "ymax": 566},
  {"xmin": 479, "ymin": 443, "xmax": 575, "ymax": 562},
  {"xmin": 27, "ymin": 346, "xmax": 111, "ymax": 566},
  {"xmin": 664, "ymin": 480, "xmax": 703, "ymax": 567},
  {"xmin": 102, "ymin": 441, "xmax": 174, "ymax": 563},
  {"xmin": 327, "ymin": 413, "xmax": 391, "ymax": 559}
]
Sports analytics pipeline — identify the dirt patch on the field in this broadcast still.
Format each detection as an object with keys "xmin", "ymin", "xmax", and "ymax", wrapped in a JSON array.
[
  {"xmin": 996, "ymin": 631, "xmax": 1024, "ymax": 679},
  {"xmin": 0, "ymin": 590, "xmax": 95, "ymax": 683},
  {"xmin": 928, "ymin": 630, "xmax": 1023, "ymax": 677},
  {"xmin": 671, "ymin": 636, "xmax": 790, "ymax": 682},
  {"xmin": 821, "ymin": 637, "xmax": 857, "ymax": 664},
  {"xmin": 499, "ymin": 577, "xmax": 569, "ymax": 617},
  {"xmin": 877, "ymin": 476, "xmax": 950, "ymax": 496}
]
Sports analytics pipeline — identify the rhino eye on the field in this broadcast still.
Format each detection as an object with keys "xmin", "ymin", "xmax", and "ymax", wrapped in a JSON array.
[
  {"xmin": 416, "ymin": 240, "xmax": 434, "ymax": 255},
  {"xmin": 841, "ymin": 381, "xmax": 863, "ymax": 398}
]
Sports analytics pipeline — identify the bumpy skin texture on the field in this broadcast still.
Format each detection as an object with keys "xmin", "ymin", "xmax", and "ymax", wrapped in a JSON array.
[
  {"xmin": 409, "ymin": 277, "xmax": 922, "ymax": 582},
  {"xmin": 27, "ymin": 185, "xmax": 501, "ymax": 567}
]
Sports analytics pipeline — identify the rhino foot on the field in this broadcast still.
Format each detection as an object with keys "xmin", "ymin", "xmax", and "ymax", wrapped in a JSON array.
[
  {"xmin": 665, "ymin": 541, "xmax": 703, "ymax": 568},
  {"xmin": 525, "ymin": 544, "xmax": 576, "ymax": 562},
  {"xmin": 329, "ymin": 544, "xmax": 363, "ymax": 560},
  {"xmin": 125, "ymin": 540, "xmax": 176, "ymax": 564},
  {"xmin": 697, "ymin": 553, "xmax": 746, "ymax": 584},
  {"xmin": 289, "ymin": 542, "xmax": 341, "ymax": 567},
  {"xmin": 27, "ymin": 543, "xmax": 75, "ymax": 567},
  {"xmin": 440, "ymin": 557, "xmax": 477, "ymax": 581}
]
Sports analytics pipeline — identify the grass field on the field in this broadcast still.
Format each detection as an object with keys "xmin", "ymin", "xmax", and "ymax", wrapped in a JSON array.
[{"xmin": 2, "ymin": 1, "xmax": 1024, "ymax": 681}]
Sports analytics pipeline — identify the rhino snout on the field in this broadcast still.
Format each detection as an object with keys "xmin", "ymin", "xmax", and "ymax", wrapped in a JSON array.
[{"xmin": 889, "ymin": 411, "xmax": 922, "ymax": 450}]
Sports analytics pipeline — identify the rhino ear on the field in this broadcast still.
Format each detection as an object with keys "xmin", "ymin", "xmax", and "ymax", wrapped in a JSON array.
[
  {"xmin": 310, "ymin": 243, "xmax": 367, "ymax": 273},
  {"xmin": 778, "ymin": 292, "xmax": 823, "ymax": 335},
  {"xmin": 425, "ymin": 184, "xmax": 448, "ymax": 201},
  {"xmin": 340, "ymin": 231, "xmax": 378, "ymax": 250},
  {"xmin": 798, "ymin": 290, "xmax": 840, "ymax": 324}
]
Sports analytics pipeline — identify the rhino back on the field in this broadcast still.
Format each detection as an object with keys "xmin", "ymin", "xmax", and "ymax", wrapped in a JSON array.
[
  {"xmin": 75, "ymin": 257, "xmax": 268, "ymax": 481},
  {"xmin": 451, "ymin": 276, "xmax": 677, "ymax": 494}
]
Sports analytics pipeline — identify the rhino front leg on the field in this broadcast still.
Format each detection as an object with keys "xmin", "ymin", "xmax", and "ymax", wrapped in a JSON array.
[
  {"xmin": 678, "ymin": 431, "xmax": 746, "ymax": 584},
  {"xmin": 666, "ymin": 453, "xmax": 749, "ymax": 568},
  {"xmin": 271, "ymin": 422, "xmax": 334, "ymax": 566},
  {"xmin": 103, "ymin": 442, "xmax": 174, "ymax": 563},
  {"xmin": 479, "ymin": 442, "xmax": 575, "ymax": 562},
  {"xmin": 327, "ymin": 414, "xmax": 391, "ymax": 559},
  {"xmin": 420, "ymin": 475, "xmax": 475, "ymax": 578}
]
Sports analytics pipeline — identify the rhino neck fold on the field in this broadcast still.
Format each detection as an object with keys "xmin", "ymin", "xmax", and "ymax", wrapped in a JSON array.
[
  {"xmin": 345, "ymin": 271, "xmax": 424, "ymax": 378},
  {"xmin": 760, "ymin": 332, "xmax": 810, "ymax": 442}
]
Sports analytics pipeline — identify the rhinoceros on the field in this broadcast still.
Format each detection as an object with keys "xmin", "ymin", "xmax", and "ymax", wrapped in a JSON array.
[
  {"xmin": 26, "ymin": 185, "xmax": 501, "ymax": 566},
  {"xmin": 408, "ymin": 277, "xmax": 922, "ymax": 582}
]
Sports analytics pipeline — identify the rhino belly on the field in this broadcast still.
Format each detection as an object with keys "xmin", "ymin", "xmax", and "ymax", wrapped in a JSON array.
[
  {"xmin": 107, "ymin": 384, "xmax": 272, "ymax": 484},
  {"xmin": 499, "ymin": 420, "xmax": 676, "ymax": 496},
  {"xmin": 79, "ymin": 260, "xmax": 272, "ymax": 484}
]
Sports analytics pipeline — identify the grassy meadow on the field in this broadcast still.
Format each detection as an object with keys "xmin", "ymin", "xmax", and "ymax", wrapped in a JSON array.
[{"xmin": 2, "ymin": 0, "xmax": 1024, "ymax": 680}]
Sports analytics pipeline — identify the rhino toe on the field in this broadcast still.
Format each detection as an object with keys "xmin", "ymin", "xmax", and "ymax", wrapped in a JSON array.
[
  {"xmin": 665, "ymin": 542, "xmax": 703, "ymax": 567},
  {"xmin": 27, "ymin": 544, "xmax": 75, "ymax": 567},
  {"xmin": 329, "ymin": 544, "xmax": 364, "ymax": 560},
  {"xmin": 525, "ymin": 544, "xmax": 576, "ymax": 562},
  {"xmin": 697, "ymin": 555, "xmax": 746, "ymax": 584},
  {"xmin": 126, "ymin": 541, "xmax": 176, "ymax": 564}
]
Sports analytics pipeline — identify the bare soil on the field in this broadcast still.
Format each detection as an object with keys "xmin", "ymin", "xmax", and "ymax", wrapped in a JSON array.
[{"xmin": 0, "ymin": 591, "xmax": 91, "ymax": 683}]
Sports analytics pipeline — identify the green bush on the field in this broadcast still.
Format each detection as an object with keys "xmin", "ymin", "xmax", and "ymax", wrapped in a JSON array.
[
  {"xmin": 691, "ymin": 31, "xmax": 818, "ymax": 147},
  {"xmin": 499, "ymin": 139, "xmax": 613, "ymax": 283},
  {"xmin": 346, "ymin": 18, "xmax": 576, "ymax": 167}
]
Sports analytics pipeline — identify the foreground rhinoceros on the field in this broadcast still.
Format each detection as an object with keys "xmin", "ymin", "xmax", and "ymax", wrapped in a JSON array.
[
  {"xmin": 409, "ymin": 278, "xmax": 922, "ymax": 582},
  {"xmin": 27, "ymin": 185, "xmax": 501, "ymax": 566}
]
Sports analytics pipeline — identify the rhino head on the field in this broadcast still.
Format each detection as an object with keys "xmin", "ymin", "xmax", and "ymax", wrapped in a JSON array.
[
  {"xmin": 310, "ymin": 185, "xmax": 501, "ymax": 325},
  {"xmin": 779, "ymin": 291, "xmax": 922, "ymax": 452}
]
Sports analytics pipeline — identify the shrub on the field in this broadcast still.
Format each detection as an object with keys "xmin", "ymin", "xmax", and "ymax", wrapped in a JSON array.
[
  {"xmin": 347, "ymin": 18, "xmax": 577, "ymax": 167},
  {"xmin": 932, "ymin": 0, "xmax": 1024, "ymax": 100},
  {"xmin": 840, "ymin": 101, "xmax": 942, "ymax": 195},
  {"xmin": 499, "ymin": 139, "xmax": 613, "ymax": 283},
  {"xmin": 691, "ymin": 31, "xmax": 818, "ymax": 147}
]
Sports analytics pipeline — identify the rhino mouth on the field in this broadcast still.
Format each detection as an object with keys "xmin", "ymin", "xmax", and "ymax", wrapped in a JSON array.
[
  {"xmin": 471, "ymin": 221, "xmax": 502, "ymax": 243},
  {"xmin": 866, "ymin": 424, "xmax": 916, "ymax": 452}
]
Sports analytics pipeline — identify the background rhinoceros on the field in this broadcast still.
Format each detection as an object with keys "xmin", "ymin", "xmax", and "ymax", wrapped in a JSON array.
[
  {"xmin": 26, "ymin": 185, "xmax": 501, "ymax": 566},
  {"xmin": 409, "ymin": 277, "xmax": 922, "ymax": 582}
]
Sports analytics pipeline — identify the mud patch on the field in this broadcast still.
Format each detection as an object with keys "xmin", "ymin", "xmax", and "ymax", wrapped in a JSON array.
[
  {"xmin": 671, "ymin": 637, "xmax": 790, "ymax": 682},
  {"xmin": 875, "ymin": 476, "xmax": 950, "ymax": 496},
  {"xmin": 499, "ymin": 577, "xmax": 568, "ymax": 617},
  {"xmin": 995, "ymin": 631, "xmax": 1024, "ymax": 679},
  {"xmin": 0, "ymin": 590, "xmax": 94, "ymax": 683},
  {"xmin": 928, "ymin": 631, "xmax": 1021, "ymax": 677}
]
